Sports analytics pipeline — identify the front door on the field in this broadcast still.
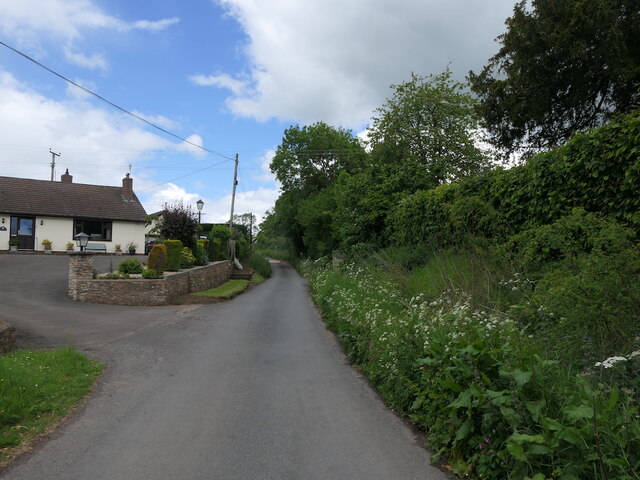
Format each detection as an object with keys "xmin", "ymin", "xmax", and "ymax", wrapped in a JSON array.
[{"xmin": 11, "ymin": 216, "xmax": 35, "ymax": 250}]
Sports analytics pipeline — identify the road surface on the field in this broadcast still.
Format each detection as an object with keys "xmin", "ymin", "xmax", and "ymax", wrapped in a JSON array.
[{"xmin": 1, "ymin": 262, "xmax": 448, "ymax": 480}]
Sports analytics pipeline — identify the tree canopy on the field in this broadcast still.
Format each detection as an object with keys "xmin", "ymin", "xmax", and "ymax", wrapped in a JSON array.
[
  {"xmin": 270, "ymin": 122, "xmax": 367, "ymax": 194},
  {"xmin": 368, "ymin": 70, "xmax": 490, "ymax": 185},
  {"xmin": 469, "ymin": 0, "xmax": 640, "ymax": 155}
]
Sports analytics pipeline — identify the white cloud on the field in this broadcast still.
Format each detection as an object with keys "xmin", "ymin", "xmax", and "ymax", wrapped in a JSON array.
[
  {"xmin": 131, "ymin": 18, "xmax": 180, "ymax": 32},
  {"xmin": 204, "ymin": 187, "xmax": 280, "ymax": 224},
  {"xmin": 141, "ymin": 183, "xmax": 278, "ymax": 226},
  {"xmin": 252, "ymin": 149, "xmax": 277, "ymax": 184},
  {"xmin": 175, "ymin": 134, "xmax": 207, "ymax": 158},
  {"xmin": 0, "ymin": 69, "xmax": 175, "ymax": 187},
  {"xmin": 189, "ymin": 73, "xmax": 248, "ymax": 96},
  {"xmin": 0, "ymin": 0, "xmax": 178, "ymax": 69},
  {"xmin": 202, "ymin": 0, "xmax": 514, "ymax": 128},
  {"xmin": 64, "ymin": 47, "xmax": 109, "ymax": 70},
  {"xmin": 145, "ymin": 184, "xmax": 201, "ymax": 213}
]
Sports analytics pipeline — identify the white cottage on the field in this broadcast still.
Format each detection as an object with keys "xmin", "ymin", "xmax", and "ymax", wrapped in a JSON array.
[{"xmin": 0, "ymin": 172, "xmax": 147, "ymax": 253}]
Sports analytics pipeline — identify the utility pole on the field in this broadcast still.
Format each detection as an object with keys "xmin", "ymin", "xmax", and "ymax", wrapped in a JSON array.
[
  {"xmin": 49, "ymin": 149, "xmax": 61, "ymax": 181},
  {"xmin": 228, "ymin": 153, "xmax": 239, "ymax": 261},
  {"xmin": 228, "ymin": 153, "xmax": 239, "ymax": 232}
]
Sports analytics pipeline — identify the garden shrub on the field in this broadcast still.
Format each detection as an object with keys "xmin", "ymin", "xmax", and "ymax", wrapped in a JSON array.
[
  {"xmin": 147, "ymin": 244, "xmax": 168, "ymax": 273},
  {"xmin": 141, "ymin": 268, "xmax": 163, "ymax": 279},
  {"xmin": 208, "ymin": 226, "xmax": 231, "ymax": 260},
  {"xmin": 164, "ymin": 240, "xmax": 183, "ymax": 271},
  {"xmin": 192, "ymin": 241, "xmax": 208, "ymax": 266},
  {"xmin": 118, "ymin": 258, "xmax": 143, "ymax": 274},
  {"xmin": 180, "ymin": 247, "xmax": 196, "ymax": 269}
]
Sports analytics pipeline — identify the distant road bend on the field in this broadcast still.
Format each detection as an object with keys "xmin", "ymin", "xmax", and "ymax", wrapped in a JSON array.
[{"xmin": 2, "ymin": 262, "xmax": 448, "ymax": 480}]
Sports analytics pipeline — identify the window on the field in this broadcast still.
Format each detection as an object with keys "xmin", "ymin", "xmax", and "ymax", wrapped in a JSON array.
[{"xmin": 73, "ymin": 219, "xmax": 112, "ymax": 241}]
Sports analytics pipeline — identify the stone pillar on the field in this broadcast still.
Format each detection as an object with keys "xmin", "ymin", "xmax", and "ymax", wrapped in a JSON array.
[{"xmin": 68, "ymin": 252, "xmax": 94, "ymax": 301}]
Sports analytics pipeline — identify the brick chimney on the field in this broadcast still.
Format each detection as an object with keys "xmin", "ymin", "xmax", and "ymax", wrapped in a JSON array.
[
  {"xmin": 61, "ymin": 169, "xmax": 73, "ymax": 183},
  {"xmin": 122, "ymin": 173, "xmax": 134, "ymax": 200}
]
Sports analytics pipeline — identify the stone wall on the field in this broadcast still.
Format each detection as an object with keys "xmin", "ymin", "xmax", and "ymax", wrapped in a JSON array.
[
  {"xmin": 68, "ymin": 258, "xmax": 232, "ymax": 306},
  {"xmin": 0, "ymin": 320, "xmax": 16, "ymax": 354}
]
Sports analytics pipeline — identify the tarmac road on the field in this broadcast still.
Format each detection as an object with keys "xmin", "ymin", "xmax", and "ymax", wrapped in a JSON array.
[{"xmin": 0, "ymin": 259, "xmax": 449, "ymax": 480}]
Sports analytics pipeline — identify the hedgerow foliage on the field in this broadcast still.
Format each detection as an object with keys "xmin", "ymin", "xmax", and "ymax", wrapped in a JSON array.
[
  {"xmin": 390, "ymin": 110, "xmax": 640, "ymax": 248},
  {"xmin": 296, "ymin": 112, "xmax": 640, "ymax": 479},
  {"xmin": 208, "ymin": 225, "xmax": 231, "ymax": 261}
]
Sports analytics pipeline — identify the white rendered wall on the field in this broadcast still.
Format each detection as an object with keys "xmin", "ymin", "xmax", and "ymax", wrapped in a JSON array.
[
  {"xmin": 111, "ymin": 221, "xmax": 146, "ymax": 254},
  {"xmin": 34, "ymin": 217, "xmax": 72, "ymax": 252},
  {"xmin": 0, "ymin": 216, "xmax": 146, "ymax": 253}
]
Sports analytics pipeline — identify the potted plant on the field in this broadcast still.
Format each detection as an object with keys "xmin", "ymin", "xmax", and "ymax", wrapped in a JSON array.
[
  {"xmin": 8, "ymin": 238, "xmax": 19, "ymax": 252},
  {"xmin": 127, "ymin": 241, "xmax": 137, "ymax": 255},
  {"xmin": 114, "ymin": 243, "xmax": 122, "ymax": 255},
  {"xmin": 65, "ymin": 241, "xmax": 74, "ymax": 253},
  {"xmin": 42, "ymin": 239, "xmax": 52, "ymax": 254}
]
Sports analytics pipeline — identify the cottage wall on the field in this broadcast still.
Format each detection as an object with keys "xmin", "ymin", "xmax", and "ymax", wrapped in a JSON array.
[{"xmin": 0, "ymin": 216, "xmax": 146, "ymax": 253}]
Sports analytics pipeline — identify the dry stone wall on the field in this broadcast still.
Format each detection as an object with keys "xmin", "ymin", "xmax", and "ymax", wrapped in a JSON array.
[{"xmin": 68, "ymin": 253, "xmax": 232, "ymax": 306}]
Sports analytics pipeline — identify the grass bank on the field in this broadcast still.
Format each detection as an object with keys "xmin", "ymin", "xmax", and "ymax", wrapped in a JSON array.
[
  {"xmin": 303, "ymin": 246, "xmax": 640, "ymax": 480},
  {"xmin": 191, "ymin": 279, "xmax": 250, "ymax": 299},
  {"xmin": 0, "ymin": 348, "xmax": 103, "ymax": 463}
]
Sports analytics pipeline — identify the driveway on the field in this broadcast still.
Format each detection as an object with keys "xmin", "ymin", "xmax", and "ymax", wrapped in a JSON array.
[{"xmin": 0, "ymin": 254, "xmax": 186, "ymax": 351}]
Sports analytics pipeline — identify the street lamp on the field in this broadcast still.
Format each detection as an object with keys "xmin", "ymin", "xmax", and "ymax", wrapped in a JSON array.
[
  {"xmin": 196, "ymin": 199, "xmax": 204, "ymax": 224},
  {"xmin": 74, "ymin": 232, "xmax": 89, "ymax": 252}
]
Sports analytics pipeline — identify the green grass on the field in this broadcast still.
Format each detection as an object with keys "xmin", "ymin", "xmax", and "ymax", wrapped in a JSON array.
[
  {"xmin": 191, "ymin": 279, "xmax": 249, "ymax": 299},
  {"xmin": 0, "ymin": 348, "xmax": 103, "ymax": 460}
]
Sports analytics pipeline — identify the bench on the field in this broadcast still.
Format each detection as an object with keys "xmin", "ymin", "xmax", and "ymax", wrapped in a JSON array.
[{"xmin": 85, "ymin": 242, "xmax": 107, "ymax": 252}]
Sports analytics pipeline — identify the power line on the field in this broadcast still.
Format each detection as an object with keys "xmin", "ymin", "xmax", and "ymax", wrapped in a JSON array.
[
  {"xmin": 137, "ymin": 158, "xmax": 233, "ymax": 192},
  {"xmin": 0, "ymin": 40, "xmax": 234, "ymax": 161}
]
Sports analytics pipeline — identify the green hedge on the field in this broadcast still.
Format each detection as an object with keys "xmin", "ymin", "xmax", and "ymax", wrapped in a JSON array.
[
  {"xmin": 164, "ymin": 239, "xmax": 183, "ymax": 271},
  {"xmin": 208, "ymin": 226, "xmax": 231, "ymax": 260},
  {"xmin": 389, "ymin": 110, "xmax": 640, "ymax": 248}
]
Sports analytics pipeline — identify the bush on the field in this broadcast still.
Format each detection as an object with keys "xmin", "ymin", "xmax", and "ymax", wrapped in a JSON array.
[
  {"xmin": 250, "ymin": 253, "xmax": 272, "ymax": 278},
  {"xmin": 208, "ymin": 225, "xmax": 231, "ymax": 260},
  {"xmin": 157, "ymin": 201, "xmax": 199, "ymax": 249},
  {"xmin": 180, "ymin": 247, "xmax": 196, "ymax": 269},
  {"xmin": 192, "ymin": 241, "xmax": 208, "ymax": 266},
  {"xmin": 142, "ymin": 268, "xmax": 163, "ymax": 279},
  {"xmin": 147, "ymin": 244, "xmax": 168, "ymax": 273},
  {"xmin": 164, "ymin": 240, "xmax": 183, "ymax": 271},
  {"xmin": 118, "ymin": 258, "xmax": 143, "ymax": 274},
  {"xmin": 235, "ymin": 236, "xmax": 249, "ymax": 260}
]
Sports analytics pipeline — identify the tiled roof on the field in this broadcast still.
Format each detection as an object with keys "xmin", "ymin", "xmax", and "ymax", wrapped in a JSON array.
[{"xmin": 0, "ymin": 176, "xmax": 147, "ymax": 222}]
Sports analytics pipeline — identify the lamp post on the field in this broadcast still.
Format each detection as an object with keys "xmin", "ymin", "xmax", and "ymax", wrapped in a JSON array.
[
  {"xmin": 196, "ymin": 199, "xmax": 204, "ymax": 224},
  {"xmin": 74, "ymin": 232, "xmax": 89, "ymax": 252}
]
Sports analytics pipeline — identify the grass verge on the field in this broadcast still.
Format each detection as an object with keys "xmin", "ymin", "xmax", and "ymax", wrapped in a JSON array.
[
  {"xmin": 0, "ymin": 348, "xmax": 103, "ymax": 463},
  {"xmin": 191, "ymin": 279, "xmax": 250, "ymax": 299}
]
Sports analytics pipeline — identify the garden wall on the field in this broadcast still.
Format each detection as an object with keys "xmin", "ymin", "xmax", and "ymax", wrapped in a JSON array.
[{"xmin": 68, "ymin": 257, "xmax": 232, "ymax": 306}]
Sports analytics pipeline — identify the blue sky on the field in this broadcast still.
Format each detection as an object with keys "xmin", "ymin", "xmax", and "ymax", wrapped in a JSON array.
[{"xmin": 0, "ymin": 0, "xmax": 515, "ymax": 224}]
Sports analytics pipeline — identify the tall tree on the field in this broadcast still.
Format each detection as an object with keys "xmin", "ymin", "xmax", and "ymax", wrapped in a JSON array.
[
  {"xmin": 270, "ymin": 122, "xmax": 367, "ymax": 194},
  {"xmin": 469, "ymin": 0, "xmax": 640, "ymax": 155},
  {"xmin": 369, "ymin": 69, "xmax": 490, "ymax": 186}
]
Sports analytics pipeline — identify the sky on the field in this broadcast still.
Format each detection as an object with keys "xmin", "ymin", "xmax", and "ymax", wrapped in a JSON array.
[{"xmin": 0, "ymin": 0, "xmax": 516, "ymax": 225}]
